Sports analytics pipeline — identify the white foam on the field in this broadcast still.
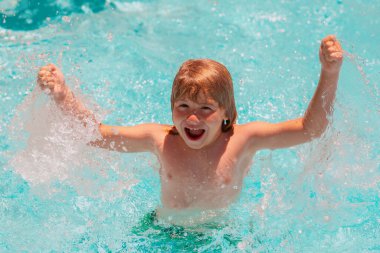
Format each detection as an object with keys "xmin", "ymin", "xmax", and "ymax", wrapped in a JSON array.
[
  {"xmin": 113, "ymin": 1, "xmax": 146, "ymax": 13},
  {"xmin": 8, "ymin": 86, "xmax": 137, "ymax": 199}
]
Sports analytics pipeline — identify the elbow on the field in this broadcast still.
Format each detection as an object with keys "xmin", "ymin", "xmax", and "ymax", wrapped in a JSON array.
[{"xmin": 302, "ymin": 117, "xmax": 328, "ymax": 140}]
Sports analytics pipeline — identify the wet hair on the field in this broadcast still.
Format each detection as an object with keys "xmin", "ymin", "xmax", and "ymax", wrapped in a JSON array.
[{"xmin": 171, "ymin": 59, "xmax": 237, "ymax": 132}]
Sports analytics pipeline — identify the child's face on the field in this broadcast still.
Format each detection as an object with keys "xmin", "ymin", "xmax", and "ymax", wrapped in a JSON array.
[{"xmin": 172, "ymin": 92, "xmax": 227, "ymax": 149}]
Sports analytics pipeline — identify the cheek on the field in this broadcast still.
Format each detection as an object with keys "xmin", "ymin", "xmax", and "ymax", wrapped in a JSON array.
[
  {"xmin": 172, "ymin": 109, "xmax": 182, "ymax": 118},
  {"xmin": 206, "ymin": 113, "xmax": 223, "ymax": 125},
  {"xmin": 172, "ymin": 110, "xmax": 186, "ymax": 123}
]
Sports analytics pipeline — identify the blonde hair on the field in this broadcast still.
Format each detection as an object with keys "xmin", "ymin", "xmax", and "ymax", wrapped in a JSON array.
[{"xmin": 171, "ymin": 59, "xmax": 237, "ymax": 132}]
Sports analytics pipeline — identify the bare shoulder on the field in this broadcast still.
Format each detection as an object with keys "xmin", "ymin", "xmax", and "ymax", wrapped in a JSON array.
[
  {"xmin": 145, "ymin": 123, "xmax": 175, "ymax": 142},
  {"xmin": 234, "ymin": 122, "xmax": 276, "ymax": 138}
]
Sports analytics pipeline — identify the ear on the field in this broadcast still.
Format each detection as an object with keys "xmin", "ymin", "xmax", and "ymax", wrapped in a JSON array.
[{"xmin": 223, "ymin": 111, "xmax": 228, "ymax": 120}]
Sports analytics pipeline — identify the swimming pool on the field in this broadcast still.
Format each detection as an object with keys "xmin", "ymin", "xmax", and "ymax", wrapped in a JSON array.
[{"xmin": 1, "ymin": 0, "xmax": 379, "ymax": 251}]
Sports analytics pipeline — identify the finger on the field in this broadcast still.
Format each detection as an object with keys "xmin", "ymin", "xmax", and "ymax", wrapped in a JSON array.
[
  {"xmin": 39, "ymin": 66, "xmax": 50, "ymax": 73},
  {"xmin": 42, "ymin": 64, "xmax": 54, "ymax": 72},
  {"xmin": 327, "ymin": 46, "xmax": 337, "ymax": 53},
  {"xmin": 323, "ymin": 50, "xmax": 333, "ymax": 62},
  {"xmin": 326, "ymin": 41, "xmax": 334, "ymax": 47},
  {"xmin": 38, "ymin": 77, "xmax": 48, "ymax": 85},
  {"xmin": 331, "ymin": 52, "xmax": 343, "ymax": 59},
  {"xmin": 322, "ymin": 35, "xmax": 332, "ymax": 43},
  {"xmin": 38, "ymin": 70, "xmax": 47, "ymax": 77},
  {"xmin": 334, "ymin": 40, "xmax": 342, "ymax": 51},
  {"xmin": 37, "ymin": 77, "xmax": 46, "ymax": 87},
  {"xmin": 322, "ymin": 35, "xmax": 336, "ymax": 43},
  {"xmin": 46, "ymin": 81, "xmax": 56, "ymax": 89},
  {"xmin": 321, "ymin": 35, "xmax": 337, "ymax": 50},
  {"xmin": 47, "ymin": 65, "xmax": 54, "ymax": 72},
  {"xmin": 47, "ymin": 63, "xmax": 56, "ymax": 70}
]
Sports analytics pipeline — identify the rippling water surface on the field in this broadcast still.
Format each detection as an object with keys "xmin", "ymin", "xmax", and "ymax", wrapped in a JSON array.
[{"xmin": 0, "ymin": 0, "xmax": 379, "ymax": 252}]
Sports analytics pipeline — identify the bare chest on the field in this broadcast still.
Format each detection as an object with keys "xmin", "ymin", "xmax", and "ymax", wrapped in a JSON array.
[
  {"xmin": 157, "ymin": 140, "xmax": 252, "ymax": 209},
  {"xmin": 162, "ymin": 152, "xmax": 238, "ymax": 186}
]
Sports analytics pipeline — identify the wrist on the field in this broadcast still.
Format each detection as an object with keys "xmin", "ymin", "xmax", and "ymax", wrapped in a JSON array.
[
  {"xmin": 53, "ymin": 85, "xmax": 71, "ymax": 102},
  {"xmin": 321, "ymin": 66, "xmax": 341, "ymax": 75}
]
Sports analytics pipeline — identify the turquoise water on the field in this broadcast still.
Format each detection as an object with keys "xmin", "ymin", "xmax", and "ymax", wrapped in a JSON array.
[{"xmin": 1, "ymin": 0, "xmax": 379, "ymax": 252}]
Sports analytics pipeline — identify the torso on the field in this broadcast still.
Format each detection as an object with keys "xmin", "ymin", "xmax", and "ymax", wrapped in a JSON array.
[{"xmin": 154, "ymin": 125, "xmax": 254, "ymax": 211}]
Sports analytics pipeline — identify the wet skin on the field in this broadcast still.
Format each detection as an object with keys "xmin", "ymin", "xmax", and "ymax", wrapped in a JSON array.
[{"xmin": 36, "ymin": 35, "xmax": 343, "ymax": 224}]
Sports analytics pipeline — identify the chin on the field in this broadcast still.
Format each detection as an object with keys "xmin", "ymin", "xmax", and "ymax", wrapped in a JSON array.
[{"xmin": 185, "ymin": 141, "xmax": 205, "ymax": 150}]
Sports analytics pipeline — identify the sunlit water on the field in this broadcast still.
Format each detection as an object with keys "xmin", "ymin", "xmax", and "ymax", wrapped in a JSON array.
[{"xmin": 0, "ymin": 0, "xmax": 379, "ymax": 252}]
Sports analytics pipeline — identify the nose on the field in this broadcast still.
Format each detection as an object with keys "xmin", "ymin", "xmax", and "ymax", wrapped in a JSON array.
[{"xmin": 186, "ymin": 113, "xmax": 200, "ymax": 124}]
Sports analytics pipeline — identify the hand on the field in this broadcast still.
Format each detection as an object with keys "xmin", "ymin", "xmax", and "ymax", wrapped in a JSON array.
[
  {"xmin": 319, "ymin": 35, "xmax": 343, "ymax": 74},
  {"xmin": 37, "ymin": 63, "xmax": 68, "ymax": 101}
]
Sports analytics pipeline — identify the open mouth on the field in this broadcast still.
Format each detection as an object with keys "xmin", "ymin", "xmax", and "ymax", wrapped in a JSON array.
[{"xmin": 184, "ymin": 127, "xmax": 205, "ymax": 141}]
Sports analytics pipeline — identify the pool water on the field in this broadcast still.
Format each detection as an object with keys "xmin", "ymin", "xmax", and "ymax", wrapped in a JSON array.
[{"xmin": 0, "ymin": 0, "xmax": 379, "ymax": 252}]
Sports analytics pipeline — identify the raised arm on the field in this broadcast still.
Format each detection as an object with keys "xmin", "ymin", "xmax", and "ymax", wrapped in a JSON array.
[
  {"xmin": 37, "ymin": 64, "xmax": 165, "ymax": 153},
  {"xmin": 37, "ymin": 64, "xmax": 97, "ymax": 126},
  {"xmin": 245, "ymin": 35, "xmax": 343, "ymax": 150}
]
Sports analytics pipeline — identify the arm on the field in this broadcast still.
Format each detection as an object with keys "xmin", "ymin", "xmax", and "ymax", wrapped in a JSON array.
[
  {"xmin": 246, "ymin": 35, "xmax": 343, "ymax": 150},
  {"xmin": 303, "ymin": 35, "xmax": 343, "ymax": 138},
  {"xmin": 89, "ymin": 123, "xmax": 166, "ymax": 153},
  {"xmin": 37, "ymin": 64, "xmax": 96, "ymax": 126},
  {"xmin": 37, "ymin": 64, "xmax": 164, "ymax": 153}
]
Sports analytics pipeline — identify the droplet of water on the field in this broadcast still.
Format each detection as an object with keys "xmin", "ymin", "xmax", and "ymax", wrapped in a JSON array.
[
  {"xmin": 107, "ymin": 32, "xmax": 113, "ymax": 42},
  {"xmin": 62, "ymin": 16, "xmax": 71, "ymax": 23},
  {"xmin": 237, "ymin": 241, "xmax": 247, "ymax": 250}
]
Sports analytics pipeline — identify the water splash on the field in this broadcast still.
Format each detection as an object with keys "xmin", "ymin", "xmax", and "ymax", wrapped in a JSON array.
[
  {"xmin": 8, "ymin": 85, "xmax": 138, "ymax": 200},
  {"xmin": 343, "ymin": 50, "xmax": 379, "ymax": 104}
]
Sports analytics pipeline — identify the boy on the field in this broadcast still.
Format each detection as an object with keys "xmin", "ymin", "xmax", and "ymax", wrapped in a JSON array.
[{"xmin": 37, "ymin": 35, "xmax": 343, "ymax": 225}]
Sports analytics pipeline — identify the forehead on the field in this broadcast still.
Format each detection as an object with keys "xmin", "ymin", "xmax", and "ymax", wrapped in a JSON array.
[{"xmin": 175, "ymin": 91, "xmax": 219, "ymax": 105}]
